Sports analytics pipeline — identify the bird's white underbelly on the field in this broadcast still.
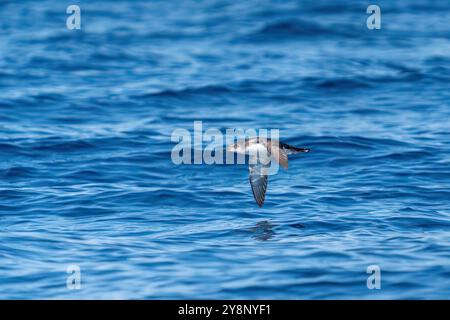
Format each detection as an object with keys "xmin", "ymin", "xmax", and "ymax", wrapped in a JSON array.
[
  {"xmin": 247, "ymin": 143, "xmax": 267, "ymax": 153},
  {"xmin": 247, "ymin": 143, "xmax": 271, "ymax": 162}
]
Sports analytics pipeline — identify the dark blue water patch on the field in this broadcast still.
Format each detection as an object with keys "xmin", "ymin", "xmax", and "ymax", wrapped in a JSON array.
[
  {"xmin": 0, "ymin": 189, "xmax": 33, "ymax": 200},
  {"xmin": 312, "ymin": 77, "xmax": 372, "ymax": 90},
  {"xmin": 55, "ymin": 206, "xmax": 119, "ymax": 218},
  {"xmin": 253, "ymin": 18, "xmax": 334, "ymax": 36},
  {"xmin": 129, "ymin": 73, "xmax": 415, "ymax": 108},
  {"xmin": 238, "ymin": 18, "xmax": 361, "ymax": 43},
  {"xmin": 385, "ymin": 216, "xmax": 450, "ymax": 231},
  {"xmin": 0, "ymin": 166, "xmax": 37, "ymax": 179},
  {"xmin": 0, "ymin": 142, "xmax": 25, "ymax": 154},
  {"xmin": 31, "ymin": 139, "xmax": 96, "ymax": 153}
]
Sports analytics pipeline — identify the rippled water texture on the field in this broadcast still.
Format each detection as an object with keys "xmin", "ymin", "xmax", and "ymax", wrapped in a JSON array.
[{"xmin": 1, "ymin": 0, "xmax": 449, "ymax": 299}]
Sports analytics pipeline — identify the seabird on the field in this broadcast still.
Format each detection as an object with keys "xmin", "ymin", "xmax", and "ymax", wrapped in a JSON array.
[{"xmin": 227, "ymin": 137, "xmax": 310, "ymax": 207}]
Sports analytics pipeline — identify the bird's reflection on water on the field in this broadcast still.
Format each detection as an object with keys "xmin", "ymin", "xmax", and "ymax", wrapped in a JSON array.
[
  {"xmin": 250, "ymin": 220, "xmax": 275, "ymax": 241},
  {"xmin": 247, "ymin": 220, "xmax": 306, "ymax": 241}
]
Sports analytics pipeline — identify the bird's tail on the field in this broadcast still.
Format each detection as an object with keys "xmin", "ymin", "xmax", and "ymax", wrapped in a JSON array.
[{"xmin": 282, "ymin": 143, "xmax": 310, "ymax": 154}]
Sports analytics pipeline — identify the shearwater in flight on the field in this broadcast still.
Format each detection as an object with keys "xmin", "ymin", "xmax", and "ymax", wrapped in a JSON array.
[{"xmin": 227, "ymin": 137, "xmax": 310, "ymax": 207}]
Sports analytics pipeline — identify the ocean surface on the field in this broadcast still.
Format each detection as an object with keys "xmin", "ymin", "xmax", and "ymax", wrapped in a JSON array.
[{"xmin": 1, "ymin": 0, "xmax": 449, "ymax": 299}]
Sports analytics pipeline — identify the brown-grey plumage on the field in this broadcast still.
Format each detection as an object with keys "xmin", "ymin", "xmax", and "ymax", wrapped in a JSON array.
[
  {"xmin": 249, "ymin": 161, "xmax": 269, "ymax": 207},
  {"xmin": 227, "ymin": 137, "xmax": 310, "ymax": 207}
]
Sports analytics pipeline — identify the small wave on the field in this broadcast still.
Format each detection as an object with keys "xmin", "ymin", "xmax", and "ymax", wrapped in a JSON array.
[
  {"xmin": 1, "ymin": 166, "xmax": 35, "ymax": 179},
  {"xmin": 255, "ymin": 18, "xmax": 329, "ymax": 36},
  {"xmin": 370, "ymin": 150, "xmax": 434, "ymax": 161},
  {"xmin": 135, "ymin": 84, "xmax": 234, "ymax": 99},
  {"xmin": 32, "ymin": 139, "xmax": 95, "ymax": 152},
  {"xmin": 299, "ymin": 135, "xmax": 409, "ymax": 151},
  {"xmin": 239, "ymin": 18, "xmax": 358, "ymax": 42},
  {"xmin": 310, "ymin": 77, "xmax": 371, "ymax": 90},
  {"xmin": 0, "ymin": 142, "xmax": 23, "ymax": 153}
]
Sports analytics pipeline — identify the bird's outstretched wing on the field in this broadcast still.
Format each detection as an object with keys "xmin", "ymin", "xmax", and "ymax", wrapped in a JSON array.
[{"xmin": 249, "ymin": 162, "xmax": 269, "ymax": 207}]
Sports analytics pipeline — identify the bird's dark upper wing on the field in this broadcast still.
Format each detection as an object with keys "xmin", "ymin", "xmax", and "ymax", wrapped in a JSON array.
[
  {"xmin": 249, "ymin": 162, "xmax": 269, "ymax": 207},
  {"xmin": 266, "ymin": 140, "xmax": 288, "ymax": 169}
]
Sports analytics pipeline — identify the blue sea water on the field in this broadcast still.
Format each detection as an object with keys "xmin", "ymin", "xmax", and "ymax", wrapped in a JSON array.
[{"xmin": 1, "ymin": 0, "xmax": 450, "ymax": 299}]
